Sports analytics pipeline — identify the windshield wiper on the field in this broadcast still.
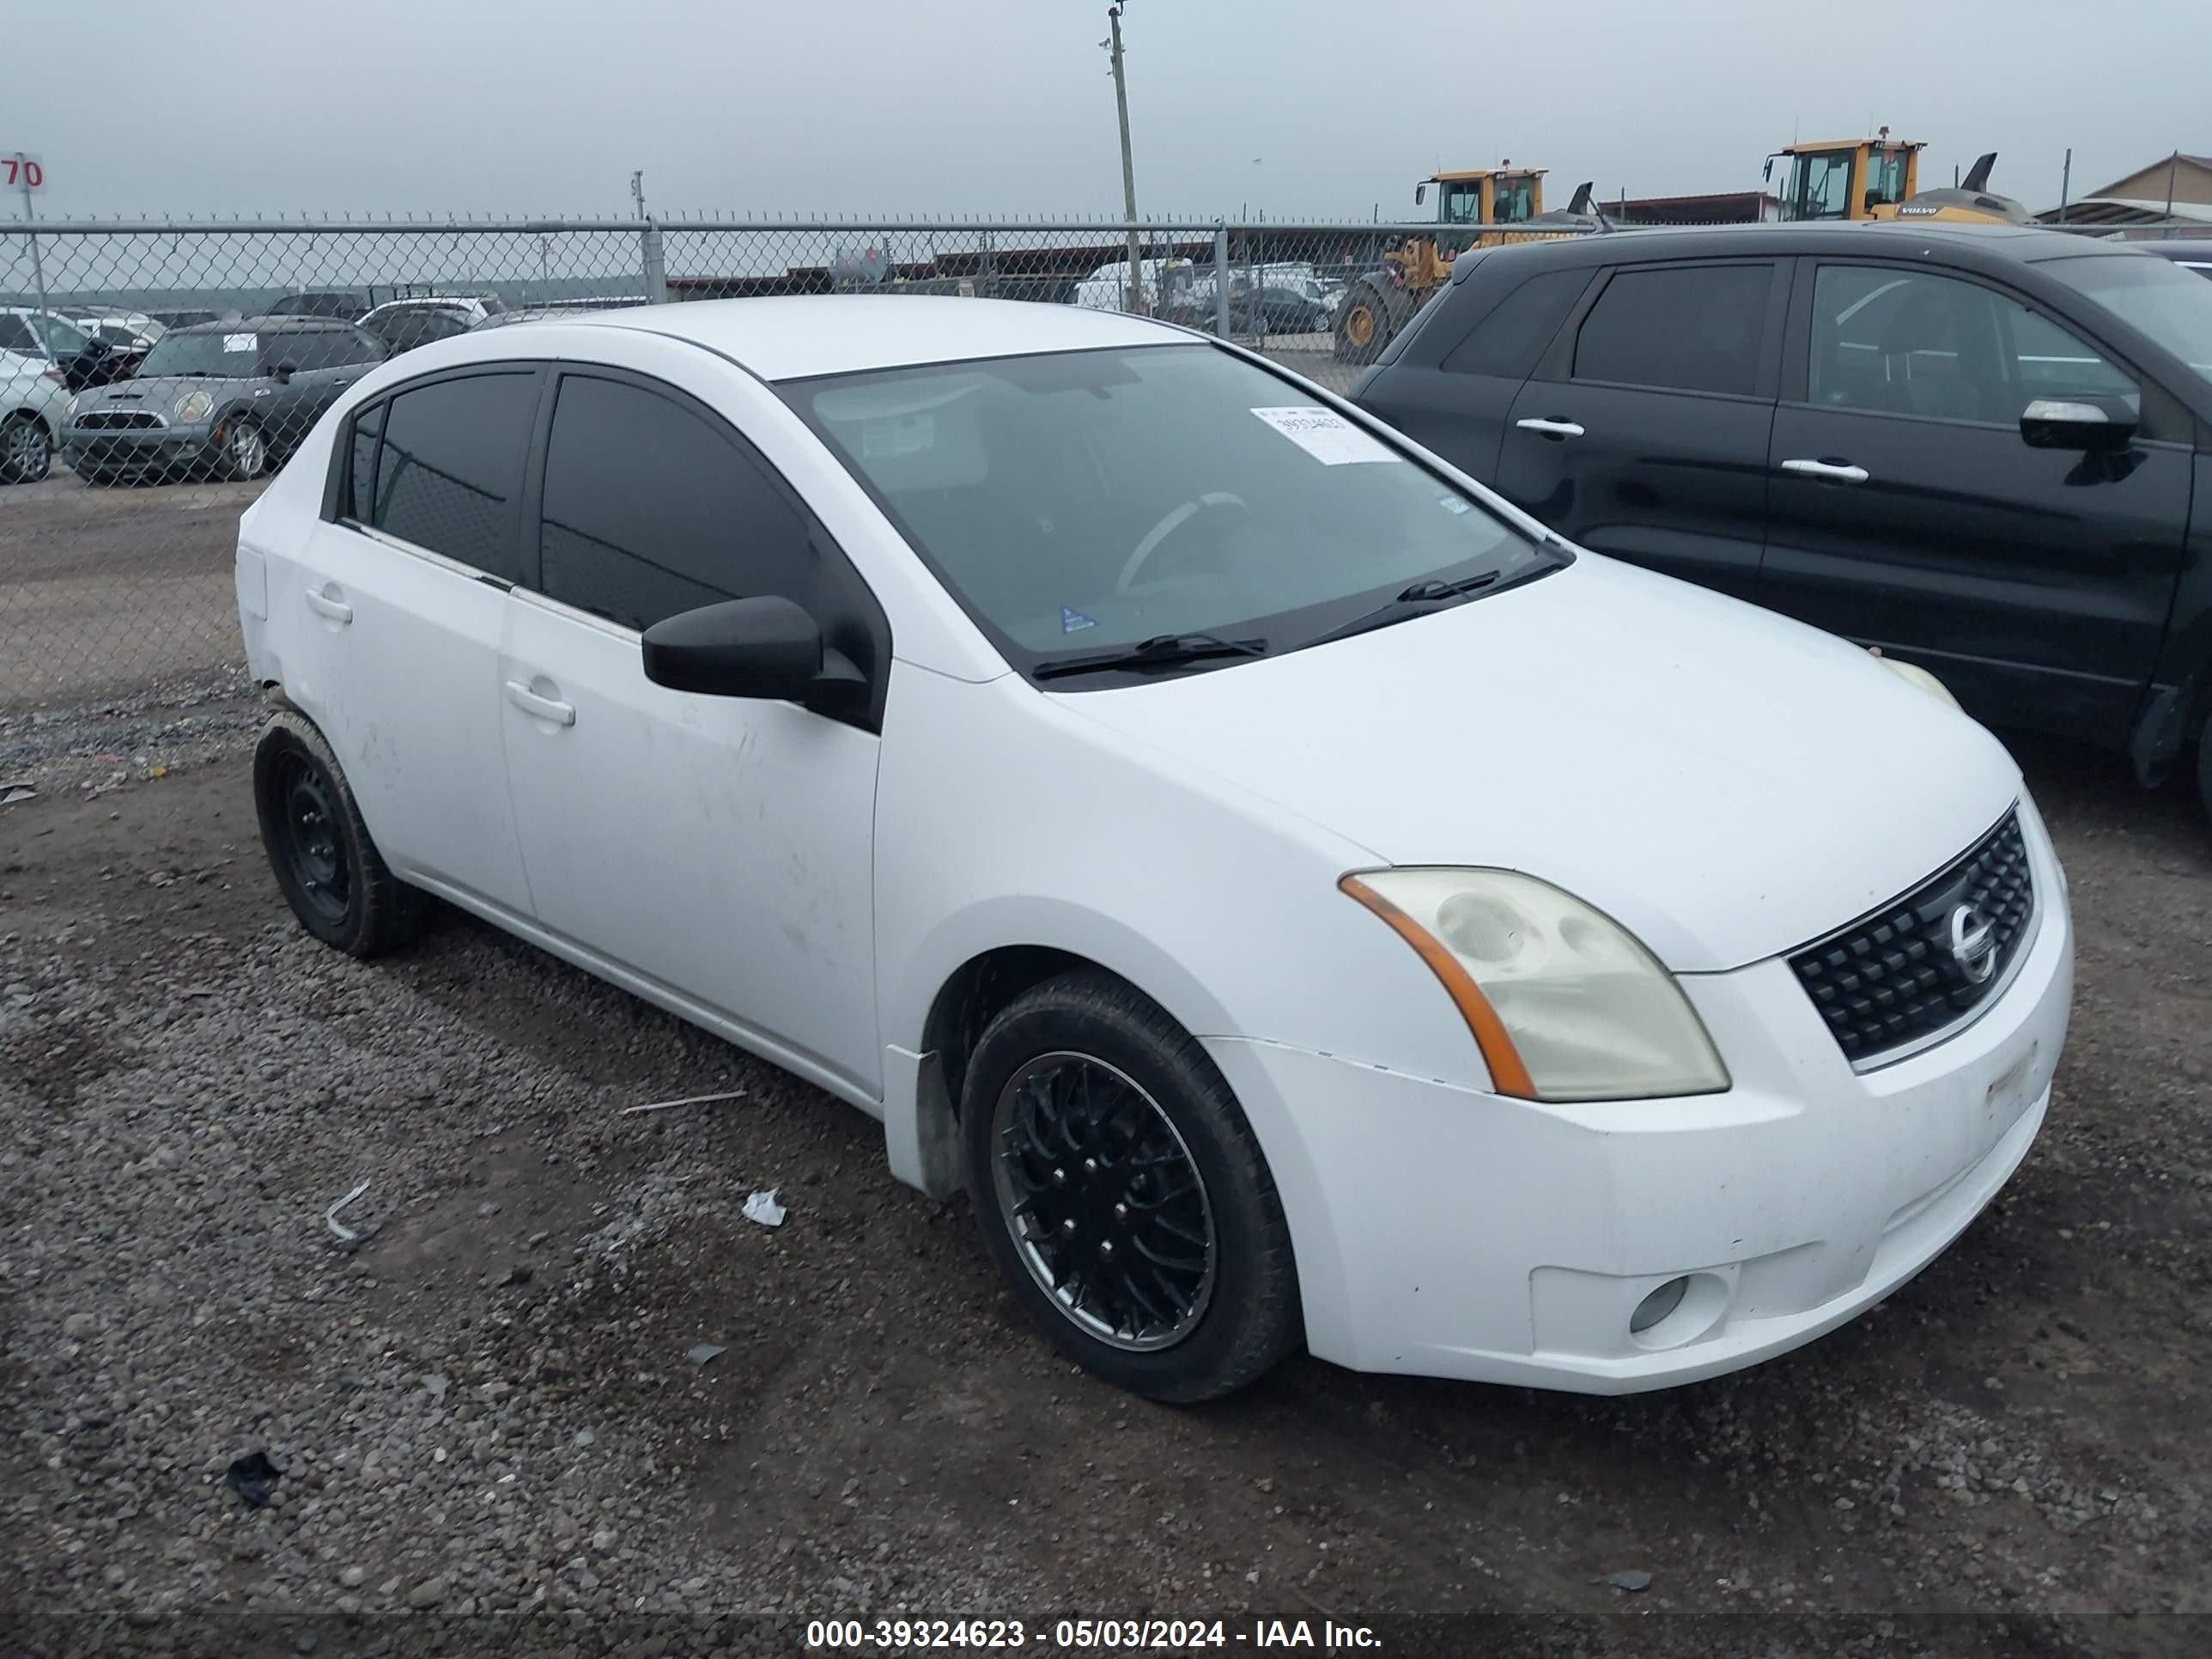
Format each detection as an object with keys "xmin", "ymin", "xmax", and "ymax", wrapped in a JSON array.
[
  {"xmin": 1032, "ymin": 631, "xmax": 1268, "ymax": 683},
  {"xmin": 1306, "ymin": 570, "xmax": 1503, "ymax": 647}
]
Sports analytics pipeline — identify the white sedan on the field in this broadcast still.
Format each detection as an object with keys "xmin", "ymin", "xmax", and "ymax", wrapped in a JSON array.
[{"xmin": 234, "ymin": 297, "xmax": 2072, "ymax": 1401}]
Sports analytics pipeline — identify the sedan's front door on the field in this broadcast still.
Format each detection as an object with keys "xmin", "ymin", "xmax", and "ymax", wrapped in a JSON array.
[
  {"xmin": 1493, "ymin": 258, "xmax": 1789, "ymax": 603},
  {"xmin": 498, "ymin": 353, "xmax": 886, "ymax": 1097},
  {"xmin": 1759, "ymin": 262, "xmax": 2191, "ymax": 745}
]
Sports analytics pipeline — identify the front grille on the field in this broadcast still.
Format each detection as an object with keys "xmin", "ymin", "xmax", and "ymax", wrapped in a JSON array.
[
  {"xmin": 75, "ymin": 410, "xmax": 163, "ymax": 430},
  {"xmin": 1788, "ymin": 810, "xmax": 2035, "ymax": 1066}
]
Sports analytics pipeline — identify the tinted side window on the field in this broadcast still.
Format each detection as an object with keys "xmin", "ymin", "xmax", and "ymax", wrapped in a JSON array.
[
  {"xmin": 1572, "ymin": 264, "xmax": 1773, "ymax": 396},
  {"xmin": 346, "ymin": 403, "xmax": 384, "ymax": 523},
  {"xmin": 1808, "ymin": 265, "xmax": 2136, "ymax": 425},
  {"xmin": 1442, "ymin": 268, "xmax": 1591, "ymax": 379},
  {"xmin": 538, "ymin": 374, "xmax": 815, "ymax": 632},
  {"xmin": 0, "ymin": 315, "xmax": 35, "ymax": 352},
  {"xmin": 369, "ymin": 373, "xmax": 537, "ymax": 580}
]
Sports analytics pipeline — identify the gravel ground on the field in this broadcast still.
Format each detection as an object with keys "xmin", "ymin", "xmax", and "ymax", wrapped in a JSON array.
[{"xmin": 3, "ymin": 726, "xmax": 2208, "ymax": 1659}]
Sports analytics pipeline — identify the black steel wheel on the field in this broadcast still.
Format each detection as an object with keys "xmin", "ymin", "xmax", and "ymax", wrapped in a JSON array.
[
  {"xmin": 962, "ymin": 970, "xmax": 1301, "ymax": 1401},
  {"xmin": 252, "ymin": 709, "xmax": 428, "ymax": 957}
]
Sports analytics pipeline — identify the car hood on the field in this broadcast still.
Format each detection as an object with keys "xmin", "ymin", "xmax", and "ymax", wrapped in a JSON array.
[
  {"xmin": 74, "ymin": 375, "xmax": 252, "ymax": 412},
  {"xmin": 1050, "ymin": 555, "xmax": 2023, "ymax": 972}
]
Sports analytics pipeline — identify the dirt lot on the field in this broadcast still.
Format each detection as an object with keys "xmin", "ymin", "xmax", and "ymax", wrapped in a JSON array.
[{"xmin": 3, "ymin": 720, "xmax": 2208, "ymax": 1657}]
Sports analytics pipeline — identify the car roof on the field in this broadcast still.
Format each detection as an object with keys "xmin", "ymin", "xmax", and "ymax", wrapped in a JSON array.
[
  {"xmin": 1476, "ymin": 220, "xmax": 2182, "ymax": 272},
  {"xmin": 566, "ymin": 295, "xmax": 1190, "ymax": 381},
  {"xmin": 174, "ymin": 315, "xmax": 360, "ymax": 335}
]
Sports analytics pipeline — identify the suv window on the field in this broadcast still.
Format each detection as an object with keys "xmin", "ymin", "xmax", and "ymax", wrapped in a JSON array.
[
  {"xmin": 29, "ymin": 314, "xmax": 89, "ymax": 358},
  {"xmin": 362, "ymin": 372, "xmax": 537, "ymax": 579},
  {"xmin": 1808, "ymin": 265, "xmax": 2136, "ymax": 424},
  {"xmin": 538, "ymin": 373, "xmax": 815, "ymax": 632},
  {"xmin": 1572, "ymin": 264, "xmax": 1771, "ymax": 396},
  {"xmin": 1442, "ymin": 268, "xmax": 1590, "ymax": 379},
  {"xmin": 0, "ymin": 315, "xmax": 34, "ymax": 353}
]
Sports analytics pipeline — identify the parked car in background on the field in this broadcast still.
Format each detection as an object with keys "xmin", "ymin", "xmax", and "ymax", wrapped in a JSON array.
[
  {"xmin": 145, "ymin": 308, "xmax": 240, "ymax": 329},
  {"xmin": 359, "ymin": 300, "xmax": 477, "ymax": 356},
  {"xmin": 234, "ymin": 297, "xmax": 2068, "ymax": 1402},
  {"xmin": 1226, "ymin": 283, "xmax": 1332, "ymax": 337},
  {"xmin": 64, "ymin": 317, "xmax": 386, "ymax": 484},
  {"xmin": 0, "ymin": 346, "xmax": 68, "ymax": 483},
  {"xmin": 2145, "ymin": 240, "xmax": 2212, "ymax": 280},
  {"xmin": 0, "ymin": 307, "xmax": 139, "ymax": 390},
  {"xmin": 1352, "ymin": 223, "xmax": 2212, "ymax": 822},
  {"xmin": 70, "ymin": 312, "xmax": 167, "ymax": 355},
  {"xmin": 471, "ymin": 299, "xmax": 647, "ymax": 330},
  {"xmin": 265, "ymin": 290, "xmax": 371, "ymax": 320}
]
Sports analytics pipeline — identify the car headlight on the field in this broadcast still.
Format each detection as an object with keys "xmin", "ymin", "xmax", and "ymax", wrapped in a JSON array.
[
  {"xmin": 1869, "ymin": 647, "xmax": 1959, "ymax": 710},
  {"xmin": 174, "ymin": 390, "xmax": 215, "ymax": 423},
  {"xmin": 1340, "ymin": 868, "xmax": 1729, "ymax": 1102}
]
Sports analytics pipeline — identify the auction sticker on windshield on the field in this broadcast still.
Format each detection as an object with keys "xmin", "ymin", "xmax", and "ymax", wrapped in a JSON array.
[
  {"xmin": 1249, "ymin": 405, "xmax": 1401, "ymax": 466},
  {"xmin": 224, "ymin": 333, "xmax": 258, "ymax": 353}
]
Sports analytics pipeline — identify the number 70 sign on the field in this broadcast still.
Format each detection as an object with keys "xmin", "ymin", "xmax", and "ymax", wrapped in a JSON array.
[{"xmin": 4, "ymin": 153, "xmax": 48, "ymax": 193}]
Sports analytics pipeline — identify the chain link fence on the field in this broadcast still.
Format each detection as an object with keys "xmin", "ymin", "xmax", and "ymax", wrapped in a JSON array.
[{"xmin": 4, "ymin": 216, "xmax": 1609, "ymax": 757}]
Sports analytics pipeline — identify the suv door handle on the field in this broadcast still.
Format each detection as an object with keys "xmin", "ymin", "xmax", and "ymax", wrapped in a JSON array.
[
  {"xmin": 303, "ymin": 586, "xmax": 353, "ymax": 623},
  {"xmin": 1780, "ymin": 458, "xmax": 1870, "ymax": 484},
  {"xmin": 504, "ymin": 678, "xmax": 576, "ymax": 726},
  {"xmin": 1515, "ymin": 417, "xmax": 1585, "ymax": 439}
]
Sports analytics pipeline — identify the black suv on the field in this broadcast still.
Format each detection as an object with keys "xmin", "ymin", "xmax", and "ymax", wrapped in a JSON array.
[{"xmin": 1352, "ymin": 224, "xmax": 2212, "ymax": 818}]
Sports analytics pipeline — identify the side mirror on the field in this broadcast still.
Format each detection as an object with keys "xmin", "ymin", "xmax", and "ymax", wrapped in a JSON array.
[
  {"xmin": 2021, "ymin": 394, "xmax": 2136, "ymax": 453},
  {"xmin": 641, "ymin": 594, "xmax": 866, "ymax": 708},
  {"xmin": 1413, "ymin": 182, "xmax": 1426, "ymax": 206},
  {"xmin": 270, "ymin": 363, "xmax": 296, "ymax": 384}
]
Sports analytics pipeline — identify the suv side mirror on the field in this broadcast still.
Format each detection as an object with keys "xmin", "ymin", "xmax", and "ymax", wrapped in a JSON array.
[
  {"xmin": 2021, "ymin": 394, "xmax": 2136, "ymax": 452},
  {"xmin": 642, "ymin": 594, "xmax": 866, "ymax": 708},
  {"xmin": 270, "ymin": 363, "xmax": 296, "ymax": 384}
]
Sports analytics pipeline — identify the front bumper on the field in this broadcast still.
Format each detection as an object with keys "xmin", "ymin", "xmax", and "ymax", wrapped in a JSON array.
[
  {"xmin": 64, "ymin": 427, "xmax": 214, "ymax": 474},
  {"xmin": 1206, "ymin": 806, "xmax": 2074, "ymax": 1394}
]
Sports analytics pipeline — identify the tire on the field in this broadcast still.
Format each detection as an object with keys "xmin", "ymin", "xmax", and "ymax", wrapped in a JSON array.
[
  {"xmin": 1333, "ymin": 281, "xmax": 1392, "ymax": 364},
  {"xmin": 0, "ymin": 413, "xmax": 52, "ymax": 484},
  {"xmin": 2196, "ymin": 709, "xmax": 2212, "ymax": 830},
  {"xmin": 252, "ymin": 710, "xmax": 428, "ymax": 957},
  {"xmin": 219, "ymin": 416, "xmax": 269, "ymax": 482},
  {"xmin": 961, "ymin": 969, "xmax": 1301, "ymax": 1402}
]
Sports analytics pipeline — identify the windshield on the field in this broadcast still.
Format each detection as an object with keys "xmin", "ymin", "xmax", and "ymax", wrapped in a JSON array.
[
  {"xmin": 29, "ymin": 313, "xmax": 89, "ymax": 356},
  {"xmin": 138, "ymin": 328, "xmax": 264, "ymax": 379},
  {"xmin": 2041, "ymin": 254, "xmax": 2212, "ymax": 377},
  {"xmin": 784, "ymin": 344, "xmax": 1557, "ymax": 678}
]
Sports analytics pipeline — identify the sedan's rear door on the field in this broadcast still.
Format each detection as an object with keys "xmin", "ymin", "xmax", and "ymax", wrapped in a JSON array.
[{"xmin": 1492, "ymin": 258, "xmax": 1790, "ymax": 603}]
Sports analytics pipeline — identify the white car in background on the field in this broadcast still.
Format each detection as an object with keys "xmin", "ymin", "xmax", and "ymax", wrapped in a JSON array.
[
  {"xmin": 233, "ymin": 297, "xmax": 2072, "ymax": 1402},
  {"xmin": 0, "ymin": 346, "xmax": 67, "ymax": 483},
  {"xmin": 70, "ymin": 312, "xmax": 167, "ymax": 353}
]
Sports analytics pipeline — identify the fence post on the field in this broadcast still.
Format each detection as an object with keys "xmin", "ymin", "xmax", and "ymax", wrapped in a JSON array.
[
  {"xmin": 640, "ymin": 219, "xmax": 668, "ymax": 303},
  {"xmin": 1212, "ymin": 224, "xmax": 1231, "ymax": 338}
]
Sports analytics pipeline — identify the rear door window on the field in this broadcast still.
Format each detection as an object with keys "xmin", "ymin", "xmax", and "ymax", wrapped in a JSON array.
[
  {"xmin": 1443, "ymin": 268, "xmax": 1592, "ymax": 379},
  {"xmin": 362, "ymin": 371, "xmax": 538, "ymax": 580},
  {"xmin": 535, "ymin": 373, "xmax": 816, "ymax": 631},
  {"xmin": 1571, "ymin": 264, "xmax": 1775, "ymax": 396}
]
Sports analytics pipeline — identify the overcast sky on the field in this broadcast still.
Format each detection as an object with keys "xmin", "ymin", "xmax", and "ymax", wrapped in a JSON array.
[{"xmin": 10, "ymin": 0, "xmax": 2207, "ymax": 222}]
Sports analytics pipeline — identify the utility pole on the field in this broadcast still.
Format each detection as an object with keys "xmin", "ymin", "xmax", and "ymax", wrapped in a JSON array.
[
  {"xmin": 1105, "ymin": 5, "xmax": 1144, "ymax": 313},
  {"xmin": 630, "ymin": 169, "xmax": 647, "ymax": 221},
  {"xmin": 2058, "ymin": 148, "xmax": 2072, "ymax": 224}
]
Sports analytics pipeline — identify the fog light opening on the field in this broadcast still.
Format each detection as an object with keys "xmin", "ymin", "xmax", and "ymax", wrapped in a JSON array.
[{"xmin": 1630, "ymin": 1275, "xmax": 1690, "ymax": 1335}]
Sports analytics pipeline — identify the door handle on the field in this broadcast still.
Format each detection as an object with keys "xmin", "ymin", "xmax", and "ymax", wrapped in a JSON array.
[
  {"xmin": 504, "ymin": 678, "xmax": 576, "ymax": 726},
  {"xmin": 1515, "ymin": 417, "xmax": 1586, "ymax": 439},
  {"xmin": 303, "ymin": 587, "xmax": 353, "ymax": 623},
  {"xmin": 1780, "ymin": 459, "xmax": 1870, "ymax": 484}
]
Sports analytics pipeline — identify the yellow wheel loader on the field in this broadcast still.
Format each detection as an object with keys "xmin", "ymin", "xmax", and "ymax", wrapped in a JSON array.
[
  {"xmin": 1765, "ymin": 132, "xmax": 2032, "ymax": 226},
  {"xmin": 1333, "ymin": 164, "xmax": 1601, "ymax": 364}
]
